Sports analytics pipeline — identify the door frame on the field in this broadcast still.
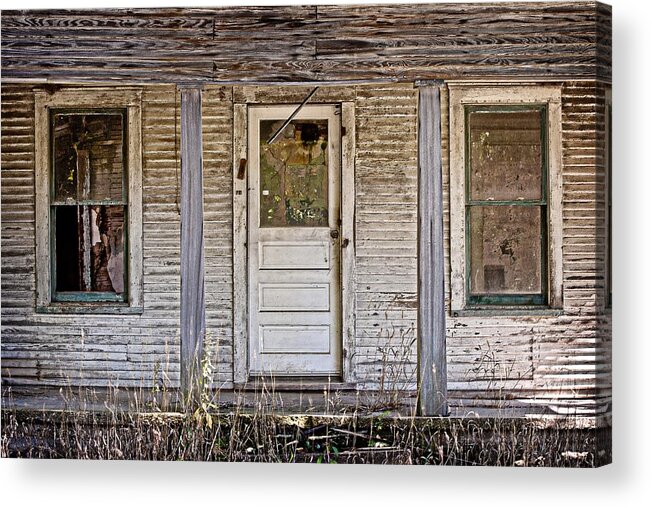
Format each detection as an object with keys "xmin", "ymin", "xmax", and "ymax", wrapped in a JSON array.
[
  {"xmin": 232, "ymin": 100, "xmax": 356, "ymax": 385},
  {"xmin": 247, "ymin": 104, "xmax": 341, "ymax": 377}
]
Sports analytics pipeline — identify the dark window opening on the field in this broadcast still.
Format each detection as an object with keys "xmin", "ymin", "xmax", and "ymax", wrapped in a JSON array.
[{"xmin": 50, "ymin": 110, "xmax": 127, "ymax": 303}]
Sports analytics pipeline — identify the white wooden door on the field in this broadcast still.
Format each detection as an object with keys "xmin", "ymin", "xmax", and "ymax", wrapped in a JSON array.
[{"xmin": 248, "ymin": 104, "xmax": 342, "ymax": 376}]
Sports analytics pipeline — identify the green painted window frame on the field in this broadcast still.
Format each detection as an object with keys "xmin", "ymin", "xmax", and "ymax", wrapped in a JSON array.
[
  {"xmin": 49, "ymin": 108, "xmax": 129, "ymax": 304},
  {"xmin": 464, "ymin": 104, "xmax": 549, "ymax": 307}
]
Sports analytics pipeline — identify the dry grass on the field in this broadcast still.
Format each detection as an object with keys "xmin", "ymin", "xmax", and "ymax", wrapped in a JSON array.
[{"xmin": 1, "ymin": 384, "xmax": 610, "ymax": 466}]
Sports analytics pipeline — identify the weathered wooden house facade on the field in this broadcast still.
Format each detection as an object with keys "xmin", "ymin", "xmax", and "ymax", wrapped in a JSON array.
[{"xmin": 1, "ymin": 2, "xmax": 611, "ymax": 419}]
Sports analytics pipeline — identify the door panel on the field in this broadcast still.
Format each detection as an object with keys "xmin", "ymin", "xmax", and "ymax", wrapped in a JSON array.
[
  {"xmin": 248, "ymin": 104, "xmax": 342, "ymax": 376},
  {"xmin": 258, "ymin": 283, "xmax": 330, "ymax": 312},
  {"xmin": 260, "ymin": 325, "xmax": 331, "ymax": 353},
  {"xmin": 258, "ymin": 240, "xmax": 329, "ymax": 270}
]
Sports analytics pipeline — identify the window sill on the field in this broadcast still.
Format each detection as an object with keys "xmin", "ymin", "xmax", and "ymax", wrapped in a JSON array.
[
  {"xmin": 36, "ymin": 304, "xmax": 144, "ymax": 315},
  {"xmin": 451, "ymin": 307, "xmax": 563, "ymax": 318}
]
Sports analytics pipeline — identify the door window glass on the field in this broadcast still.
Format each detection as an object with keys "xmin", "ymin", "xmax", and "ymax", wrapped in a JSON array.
[{"xmin": 259, "ymin": 119, "xmax": 329, "ymax": 227}]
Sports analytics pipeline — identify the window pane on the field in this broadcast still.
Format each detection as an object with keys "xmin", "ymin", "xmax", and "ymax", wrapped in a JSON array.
[
  {"xmin": 55, "ymin": 205, "xmax": 125, "ymax": 295},
  {"xmin": 53, "ymin": 112, "xmax": 124, "ymax": 202},
  {"xmin": 469, "ymin": 109, "xmax": 542, "ymax": 201},
  {"xmin": 259, "ymin": 119, "xmax": 329, "ymax": 227},
  {"xmin": 469, "ymin": 206, "xmax": 542, "ymax": 295}
]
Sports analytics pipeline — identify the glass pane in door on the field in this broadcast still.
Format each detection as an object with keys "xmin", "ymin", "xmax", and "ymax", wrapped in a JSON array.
[{"xmin": 259, "ymin": 119, "xmax": 329, "ymax": 227}]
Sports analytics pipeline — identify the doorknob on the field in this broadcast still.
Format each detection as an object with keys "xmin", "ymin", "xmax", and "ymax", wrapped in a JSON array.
[{"xmin": 330, "ymin": 229, "xmax": 340, "ymax": 239}]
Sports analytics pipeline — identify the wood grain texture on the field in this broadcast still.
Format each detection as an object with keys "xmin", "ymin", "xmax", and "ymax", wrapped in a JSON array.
[
  {"xmin": 179, "ymin": 86, "xmax": 206, "ymax": 399},
  {"xmin": 417, "ymin": 84, "xmax": 447, "ymax": 416},
  {"xmin": 340, "ymin": 102, "xmax": 357, "ymax": 383},
  {"xmin": 1, "ymin": 3, "xmax": 611, "ymax": 84}
]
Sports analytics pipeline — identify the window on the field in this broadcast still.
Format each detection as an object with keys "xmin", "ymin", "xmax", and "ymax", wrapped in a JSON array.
[
  {"xmin": 50, "ymin": 110, "xmax": 127, "ymax": 301},
  {"xmin": 35, "ymin": 89, "xmax": 143, "ymax": 312},
  {"xmin": 449, "ymin": 84, "xmax": 562, "ymax": 311},
  {"xmin": 465, "ymin": 105, "xmax": 547, "ymax": 305}
]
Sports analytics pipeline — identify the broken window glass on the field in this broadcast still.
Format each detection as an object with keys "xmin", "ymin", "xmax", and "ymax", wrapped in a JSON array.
[
  {"xmin": 466, "ymin": 106, "xmax": 547, "ymax": 305},
  {"xmin": 259, "ymin": 119, "xmax": 329, "ymax": 227},
  {"xmin": 52, "ymin": 112, "xmax": 124, "ymax": 203},
  {"xmin": 51, "ymin": 111, "xmax": 127, "ymax": 301}
]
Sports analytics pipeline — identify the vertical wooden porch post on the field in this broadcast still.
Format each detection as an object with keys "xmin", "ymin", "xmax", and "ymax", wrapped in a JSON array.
[
  {"xmin": 417, "ymin": 81, "xmax": 448, "ymax": 416},
  {"xmin": 179, "ymin": 85, "xmax": 206, "ymax": 404}
]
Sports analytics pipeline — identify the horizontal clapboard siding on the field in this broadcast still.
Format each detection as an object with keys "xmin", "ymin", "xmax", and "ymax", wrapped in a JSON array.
[
  {"xmin": 1, "ymin": 80, "xmax": 610, "ymax": 416},
  {"xmin": 1, "ymin": 3, "xmax": 611, "ymax": 84},
  {"xmin": 561, "ymin": 81, "xmax": 606, "ymax": 313},
  {"xmin": 1, "ymin": 85, "xmax": 36, "ymax": 325},
  {"xmin": 353, "ymin": 84, "xmax": 419, "ymax": 390},
  {"xmin": 1, "ymin": 84, "xmax": 182, "ymax": 388},
  {"xmin": 202, "ymin": 85, "xmax": 234, "ymax": 388}
]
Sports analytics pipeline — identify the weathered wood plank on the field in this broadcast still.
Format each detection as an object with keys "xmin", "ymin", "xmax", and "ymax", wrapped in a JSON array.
[
  {"xmin": 1, "ymin": 12, "xmax": 215, "ymax": 30},
  {"xmin": 232, "ymin": 103, "xmax": 247, "ymax": 384},
  {"xmin": 127, "ymin": 94, "xmax": 144, "ymax": 309},
  {"xmin": 33, "ymin": 91, "xmax": 48, "ymax": 309},
  {"xmin": 317, "ymin": 42, "xmax": 597, "ymax": 60},
  {"xmin": 1, "ymin": 3, "xmax": 610, "ymax": 84},
  {"xmin": 1, "ymin": 37, "xmax": 314, "ymax": 61},
  {"xmin": 1, "ymin": 58, "xmax": 214, "ymax": 83},
  {"xmin": 561, "ymin": 81, "xmax": 607, "ymax": 313},
  {"xmin": 417, "ymin": 84, "xmax": 447, "ymax": 416},
  {"xmin": 179, "ymin": 85, "xmax": 206, "ymax": 400},
  {"xmin": 341, "ymin": 101, "xmax": 357, "ymax": 383},
  {"xmin": 232, "ymin": 85, "xmax": 355, "ymax": 104},
  {"xmin": 211, "ymin": 55, "xmax": 597, "ymax": 83}
]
